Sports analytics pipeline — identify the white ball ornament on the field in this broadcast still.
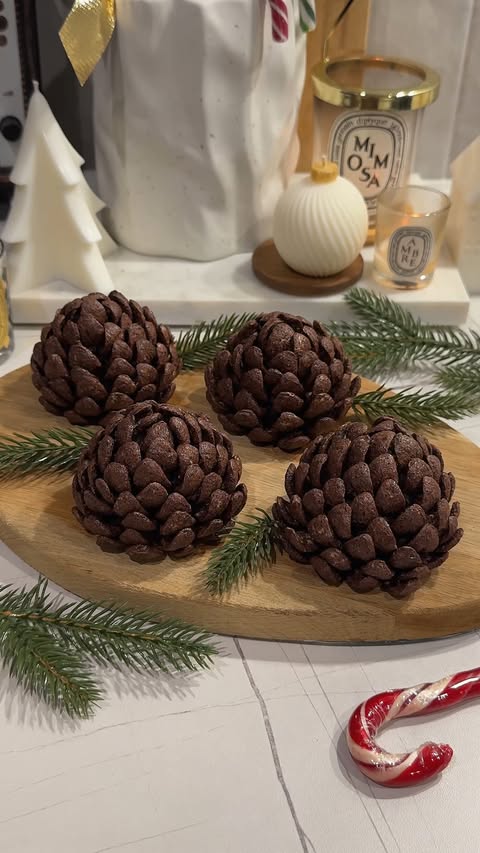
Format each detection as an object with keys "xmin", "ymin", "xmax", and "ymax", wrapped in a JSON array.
[{"xmin": 273, "ymin": 160, "xmax": 368, "ymax": 277}]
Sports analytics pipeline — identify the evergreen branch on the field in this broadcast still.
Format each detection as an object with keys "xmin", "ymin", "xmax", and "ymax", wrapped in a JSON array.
[
  {"xmin": 0, "ymin": 583, "xmax": 101, "ymax": 718},
  {"xmin": 345, "ymin": 287, "xmax": 418, "ymax": 332},
  {"xmin": 0, "ymin": 578, "xmax": 218, "ymax": 718},
  {"xmin": 2, "ymin": 631, "xmax": 101, "ymax": 719},
  {"xmin": 204, "ymin": 510, "xmax": 278, "ymax": 596},
  {"xmin": 0, "ymin": 427, "xmax": 93, "ymax": 478},
  {"xmin": 353, "ymin": 387, "xmax": 480, "ymax": 429},
  {"xmin": 34, "ymin": 600, "xmax": 219, "ymax": 674},
  {"xmin": 329, "ymin": 289, "xmax": 480, "ymax": 376},
  {"xmin": 329, "ymin": 322, "xmax": 413, "ymax": 375},
  {"xmin": 177, "ymin": 312, "xmax": 256, "ymax": 370},
  {"xmin": 437, "ymin": 364, "xmax": 480, "ymax": 398}
]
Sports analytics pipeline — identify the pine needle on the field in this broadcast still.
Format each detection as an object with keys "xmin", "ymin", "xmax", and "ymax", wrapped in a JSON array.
[
  {"xmin": 437, "ymin": 364, "xmax": 480, "ymax": 398},
  {"xmin": 176, "ymin": 312, "xmax": 256, "ymax": 370},
  {"xmin": 0, "ymin": 427, "xmax": 93, "ymax": 478},
  {"xmin": 1, "ymin": 624, "xmax": 101, "ymax": 719},
  {"xmin": 204, "ymin": 510, "xmax": 278, "ymax": 596},
  {"xmin": 329, "ymin": 289, "xmax": 480, "ymax": 377},
  {"xmin": 0, "ymin": 578, "xmax": 218, "ymax": 719},
  {"xmin": 43, "ymin": 599, "xmax": 219, "ymax": 675},
  {"xmin": 353, "ymin": 386, "xmax": 480, "ymax": 429}
]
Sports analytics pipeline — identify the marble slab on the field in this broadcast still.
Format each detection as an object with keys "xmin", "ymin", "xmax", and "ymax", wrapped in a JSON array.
[{"xmin": 9, "ymin": 242, "xmax": 470, "ymax": 327}]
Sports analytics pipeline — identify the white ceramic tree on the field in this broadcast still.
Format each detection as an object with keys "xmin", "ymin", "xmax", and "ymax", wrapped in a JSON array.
[{"xmin": 3, "ymin": 82, "xmax": 115, "ymax": 296}]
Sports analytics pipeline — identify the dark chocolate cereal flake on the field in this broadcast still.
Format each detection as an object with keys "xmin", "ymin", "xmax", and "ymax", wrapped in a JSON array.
[
  {"xmin": 273, "ymin": 417, "xmax": 463, "ymax": 598},
  {"xmin": 73, "ymin": 401, "xmax": 247, "ymax": 563},
  {"xmin": 31, "ymin": 291, "xmax": 181, "ymax": 425},
  {"xmin": 205, "ymin": 312, "xmax": 360, "ymax": 451}
]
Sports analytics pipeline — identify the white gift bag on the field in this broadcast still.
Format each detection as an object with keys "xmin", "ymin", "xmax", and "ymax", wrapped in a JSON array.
[{"xmin": 93, "ymin": 0, "xmax": 306, "ymax": 260}]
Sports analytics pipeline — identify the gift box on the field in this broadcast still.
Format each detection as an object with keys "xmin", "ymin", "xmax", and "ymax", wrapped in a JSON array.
[{"xmin": 91, "ymin": 0, "xmax": 306, "ymax": 260}]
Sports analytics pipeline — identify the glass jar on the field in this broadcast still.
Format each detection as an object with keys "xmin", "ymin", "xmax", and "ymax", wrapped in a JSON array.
[
  {"xmin": 0, "ymin": 240, "xmax": 13, "ymax": 364},
  {"xmin": 312, "ymin": 55, "xmax": 440, "ymax": 241},
  {"xmin": 373, "ymin": 185, "xmax": 451, "ymax": 290}
]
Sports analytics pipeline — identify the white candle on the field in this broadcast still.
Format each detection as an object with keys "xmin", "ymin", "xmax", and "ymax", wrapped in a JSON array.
[
  {"xmin": 3, "ymin": 83, "xmax": 115, "ymax": 297},
  {"xmin": 273, "ymin": 161, "xmax": 368, "ymax": 277}
]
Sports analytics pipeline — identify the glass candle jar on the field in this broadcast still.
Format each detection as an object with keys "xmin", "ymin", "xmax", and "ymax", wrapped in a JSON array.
[
  {"xmin": 373, "ymin": 186, "xmax": 451, "ymax": 290},
  {"xmin": 312, "ymin": 55, "xmax": 440, "ymax": 242}
]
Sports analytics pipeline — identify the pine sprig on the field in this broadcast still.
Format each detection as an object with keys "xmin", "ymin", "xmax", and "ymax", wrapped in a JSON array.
[
  {"xmin": 330, "ymin": 289, "xmax": 480, "ymax": 376},
  {"xmin": 203, "ymin": 388, "xmax": 480, "ymax": 599},
  {"xmin": 353, "ymin": 387, "xmax": 480, "ymax": 429},
  {"xmin": 2, "ymin": 622, "xmax": 101, "ymax": 719},
  {"xmin": 176, "ymin": 312, "xmax": 256, "ymax": 370},
  {"xmin": 345, "ymin": 287, "xmax": 418, "ymax": 330},
  {"xmin": 0, "ymin": 427, "xmax": 93, "ymax": 478},
  {"xmin": 0, "ymin": 578, "xmax": 218, "ymax": 718},
  {"xmin": 41, "ymin": 598, "xmax": 218, "ymax": 674},
  {"xmin": 204, "ymin": 510, "xmax": 278, "ymax": 596},
  {"xmin": 437, "ymin": 364, "xmax": 480, "ymax": 398}
]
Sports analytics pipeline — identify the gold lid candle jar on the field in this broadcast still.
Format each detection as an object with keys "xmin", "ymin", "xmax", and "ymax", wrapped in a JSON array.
[{"xmin": 312, "ymin": 55, "xmax": 440, "ymax": 241}]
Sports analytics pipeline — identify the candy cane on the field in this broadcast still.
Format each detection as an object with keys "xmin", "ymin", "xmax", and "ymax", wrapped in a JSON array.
[
  {"xmin": 299, "ymin": 0, "xmax": 316, "ymax": 33},
  {"xmin": 347, "ymin": 668, "xmax": 480, "ymax": 787},
  {"xmin": 268, "ymin": 0, "xmax": 289, "ymax": 42}
]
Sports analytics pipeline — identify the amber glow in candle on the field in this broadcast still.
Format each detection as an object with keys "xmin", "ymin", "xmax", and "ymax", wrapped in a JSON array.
[{"xmin": 373, "ymin": 186, "xmax": 451, "ymax": 290}]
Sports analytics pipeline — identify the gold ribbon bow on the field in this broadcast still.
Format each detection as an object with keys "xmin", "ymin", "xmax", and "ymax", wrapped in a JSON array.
[{"xmin": 60, "ymin": 0, "xmax": 116, "ymax": 86}]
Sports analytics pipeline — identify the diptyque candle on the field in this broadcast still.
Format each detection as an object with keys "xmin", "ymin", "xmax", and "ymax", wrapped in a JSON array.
[{"xmin": 312, "ymin": 55, "xmax": 440, "ymax": 240}]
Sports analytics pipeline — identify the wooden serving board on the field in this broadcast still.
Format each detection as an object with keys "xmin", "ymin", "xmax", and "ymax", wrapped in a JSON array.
[{"xmin": 1, "ymin": 366, "xmax": 479, "ymax": 643}]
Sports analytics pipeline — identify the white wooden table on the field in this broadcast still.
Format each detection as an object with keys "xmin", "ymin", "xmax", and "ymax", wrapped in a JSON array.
[{"xmin": 2, "ymin": 313, "xmax": 480, "ymax": 853}]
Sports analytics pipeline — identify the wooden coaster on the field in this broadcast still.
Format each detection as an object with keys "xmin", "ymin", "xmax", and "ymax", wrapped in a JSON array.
[{"xmin": 252, "ymin": 239, "xmax": 364, "ymax": 296}]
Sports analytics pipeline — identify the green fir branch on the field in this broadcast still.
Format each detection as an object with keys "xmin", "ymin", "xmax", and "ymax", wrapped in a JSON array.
[
  {"xmin": 0, "ymin": 581, "xmax": 100, "ymax": 718},
  {"xmin": 437, "ymin": 364, "xmax": 480, "ymax": 398},
  {"xmin": 0, "ymin": 427, "xmax": 93, "ymax": 478},
  {"xmin": 329, "ymin": 289, "xmax": 480, "ymax": 377},
  {"xmin": 0, "ymin": 578, "xmax": 218, "ymax": 718},
  {"xmin": 177, "ymin": 312, "xmax": 256, "ymax": 370},
  {"xmin": 41, "ymin": 599, "xmax": 218, "ymax": 674},
  {"xmin": 204, "ymin": 510, "xmax": 278, "ymax": 596},
  {"xmin": 353, "ymin": 386, "xmax": 480, "ymax": 429},
  {"xmin": 345, "ymin": 287, "xmax": 419, "ymax": 330},
  {"xmin": 2, "ymin": 623, "xmax": 101, "ymax": 719}
]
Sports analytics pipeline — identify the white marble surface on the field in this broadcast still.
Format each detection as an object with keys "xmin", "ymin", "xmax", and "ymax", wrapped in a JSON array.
[
  {"xmin": 8, "ymin": 179, "xmax": 471, "ymax": 328},
  {"xmin": 2, "ymin": 316, "xmax": 480, "ymax": 852},
  {"xmin": 8, "ymin": 242, "xmax": 470, "ymax": 328}
]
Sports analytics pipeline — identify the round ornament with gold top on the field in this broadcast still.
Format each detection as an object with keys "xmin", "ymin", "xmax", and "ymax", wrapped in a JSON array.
[
  {"xmin": 252, "ymin": 159, "xmax": 368, "ymax": 294},
  {"xmin": 273, "ymin": 160, "xmax": 368, "ymax": 277}
]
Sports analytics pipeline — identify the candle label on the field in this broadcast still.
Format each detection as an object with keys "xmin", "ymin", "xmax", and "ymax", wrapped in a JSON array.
[
  {"xmin": 329, "ymin": 112, "xmax": 408, "ymax": 225},
  {"xmin": 388, "ymin": 227, "xmax": 433, "ymax": 276}
]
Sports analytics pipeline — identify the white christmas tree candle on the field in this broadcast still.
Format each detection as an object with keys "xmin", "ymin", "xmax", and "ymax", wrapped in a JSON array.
[{"xmin": 3, "ymin": 83, "xmax": 115, "ymax": 297}]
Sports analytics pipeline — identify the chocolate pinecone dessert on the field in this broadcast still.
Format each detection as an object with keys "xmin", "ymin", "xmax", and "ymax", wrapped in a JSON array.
[
  {"xmin": 72, "ymin": 401, "xmax": 247, "ymax": 562},
  {"xmin": 205, "ymin": 312, "xmax": 360, "ymax": 451},
  {"xmin": 273, "ymin": 417, "xmax": 463, "ymax": 598},
  {"xmin": 31, "ymin": 291, "xmax": 180, "ymax": 425}
]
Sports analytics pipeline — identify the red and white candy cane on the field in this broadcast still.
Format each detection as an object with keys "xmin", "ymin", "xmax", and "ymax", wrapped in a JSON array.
[
  {"xmin": 268, "ymin": 0, "xmax": 289, "ymax": 42},
  {"xmin": 348, "ymin": 668, "xmax": 480, "ymax": 787}
]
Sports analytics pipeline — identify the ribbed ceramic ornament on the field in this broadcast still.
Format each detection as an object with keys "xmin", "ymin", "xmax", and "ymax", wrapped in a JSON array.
[{"xmin": 273, "ymin": 161, "xmax": 368, "ymax": 277}]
